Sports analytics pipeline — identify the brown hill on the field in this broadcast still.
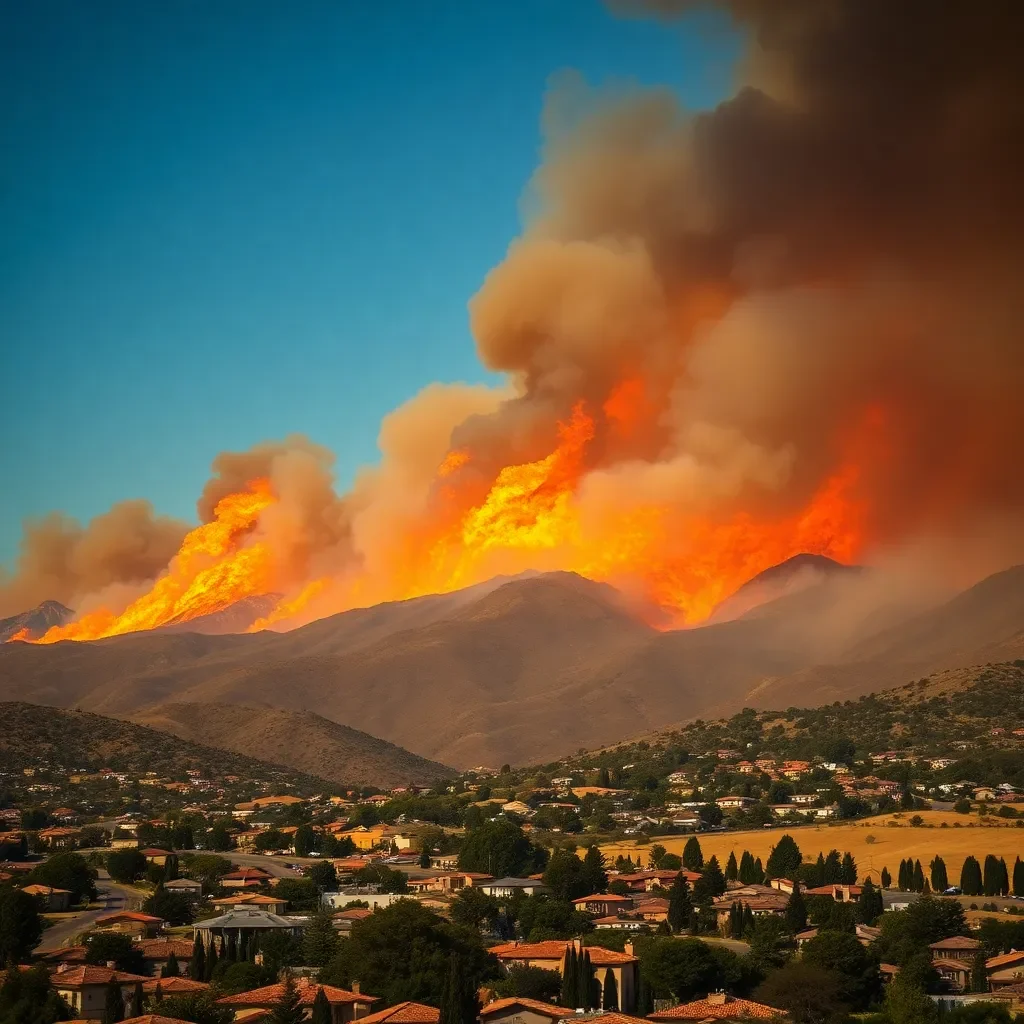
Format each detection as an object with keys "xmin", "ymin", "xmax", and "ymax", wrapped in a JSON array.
[
  {"xmin": 0, "ymin": 565, "xmax": 1021, "ymax": 769},
  {"xmin": 0, "ymin": 600, "xmax": 73, "ymax": 642},
  {"xmin": 130, "ymin": 702, "xmax": 453, "ymax": 787}
]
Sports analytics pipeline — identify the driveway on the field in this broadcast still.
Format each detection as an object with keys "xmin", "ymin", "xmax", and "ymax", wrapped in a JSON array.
[{"xmin": 36, "ymin": 870, "xmax": 148, "ymax": 953}]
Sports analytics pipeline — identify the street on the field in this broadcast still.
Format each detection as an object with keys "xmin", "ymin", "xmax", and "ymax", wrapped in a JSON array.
[{"xmin": 36, "ymin": 870, "xmax": 149, "ymax": 953}]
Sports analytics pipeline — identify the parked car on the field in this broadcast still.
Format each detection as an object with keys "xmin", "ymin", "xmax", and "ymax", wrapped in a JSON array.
[{"xmin": 944, "ymin": 886, "xmax": 963, "ymax": 895}]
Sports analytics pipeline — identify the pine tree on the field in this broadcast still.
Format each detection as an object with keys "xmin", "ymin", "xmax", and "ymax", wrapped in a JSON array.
[
  {"xmin": 164, "ymin": 951, "xmax": 180, "ymax": 977},
  {"xmin": 582, "ymin": 845, "xmax": 608, "ymax": 894},
  {"xmin": 811, "ymin": 852, "xmax": 826, "ymax": 888},
  {"xmin": 880, "ymin": 866, "xmax": 892, "ymax": 889},
  {"xmin": 561, "ymin": 946, "xmax": 579, "ymax": 1007},
  {"xmin": 682, "ymin": 836, "xmax": 704, "ymax": 871},
  {"xmin": 205, "ymin": 937, "xmax": 218, "ymax": 981},
  {"xmin": 667, "ymin": 874, "xmax": 693, "ymax": 934},
  {"xmin": 103, "ymin": 977, "xmax": 125, "ymax": 1023},
  {"xmin": 897, "ymin": 859, "xmax": 908, "ymax": 890},
  {"xmin": 225, "ymin": 931, "xmax": 237, "ymax": 962},
  {"xmin": 841, "ymin": 852, "xmax": 857, "ymax": 884},
  {"xmin": 725, "ymin": 851, "xmax": 738, "ymax": 881},
  {"xmin": 576, "ymin": 948, "xmax": 594, "ymax": 1010},
  {"xmin": 857, "ymin": 879, "xmax": 883, "ymax": 924},
  {"xmin": 128, "ymin": 981, "xmax": 143, "ymax": 1017},
  {"xmin": 739, "ymin": 850, "xmax": 756, "ymax": 884},
  {"xmin": 930, "ymin": 856, "xmax": 949, "ymax": 893},
  {"xmin": 602, "ymin": 969, "xmax": 618, "ymax": 1011},
  {"xmin": 636, "ymin": 974, "xmax": 654, "ymax": 1017},
  {"xmin": 1013, "ymin": 857, "xmax": 1024, "ymax": 897},
  {"xmin": 998, "ymin": 857, "xmax": 1010, "ymax": 897},
  {"xmin": 153, "ymin": 979, "xmax": 163, "ymax": 1004},
  {"xmin": 765, "ymin": 834, "xmax": 802, "ymax": 881},
  {"xmin": 913, "ymin": 859, "xmax": 925, "ymax": 892},
  {"xmin": 754, "ymin": 857, "xmax": 765, "ymax": 883},
  {"xmin": 303, "ymin": 908, "xmax": 341, "ymax": 968},
  {"xmin": 742, "ymin": 903, "xmax": 754, "ymax": 936},
  {"xmin": 311, "ymin": 986, "xmax": 333, "ymax": 1024},
  {"xmin": 785, "ymin": 881, "xmax": 807, "ymax": 932},
  {"xmin": 961, "ymin": 856, "xmax": 984, "ymax": 896},
  {"xmin": 270, "ymin": 972, "xmax": 305, "ymax": 1024},
  {"xmin": 701, "ymin": 856, "xmax": 726, "ymax": 898},
  {"xmin": 190, "ymin": 934, "xmax": 205, "ymax": 982},
  {"xmin": 824, "ymin": 850, "xmax": 842, "ymax": 884},
  {"xmin": 971, "ymin": 951, "xmax": 988, "ymax": 993}
]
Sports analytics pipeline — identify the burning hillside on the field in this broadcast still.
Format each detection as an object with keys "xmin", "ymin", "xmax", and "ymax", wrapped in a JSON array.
[{"xmin": 5, "ymin": 0, "xmax": 1024, "ymax": 640}]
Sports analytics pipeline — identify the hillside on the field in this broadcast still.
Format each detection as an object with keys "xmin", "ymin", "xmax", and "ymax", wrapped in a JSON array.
[
  {"xmin": 130, "ymin": 702, "xmax": 455, "ymax": 787},
  {"xmin": 0, "ymin": 701, "xmax": 329, "ymax": 788},
  {"xmin": 1, "ymin": 564, "xmax": 1022, "ymax": 769},
  {"xmin": 0, "ymin": 600, "xmax": 73, "ymax": 642}
]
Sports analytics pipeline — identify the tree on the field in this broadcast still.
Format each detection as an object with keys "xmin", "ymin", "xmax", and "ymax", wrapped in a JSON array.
[
  {"xmin": 954, "ymin": 798, "xmax": 972, "ymax": 814},
  {"xmin": 493, "ymin": 965, "xmax": 561, "ymax": 1002},
  {"xmin": 303, "ymin": 908, "xmax": 341, "ymax": 968},
  {"xmin": 458, "ymin": 819, "xmax": 546, "ymax": 878},
  {"xmin": 971, "ymin": 950, "xmax": 989, "ymax": 993},
  {"xmin": 191, "ymin": 933, "xmax": 206, "ymax": 981},
  {"xmin": 205, "ymin": 937, "xmax": 218, "ymax": 981},
  {"xmin": 543, "ymin": 848, "xmax": 590, "ymax": 902},
  {"xmin": 28, "ymin": 851, "xmax": 96, "ymax": 904},
  {"xmin": 0, "ymin": 888, "xmax": 42, "ymax": 962},
  {"xmin": 143, "ymin": 884, "xmax": 194, "ymax": 925},
  {"xmin": 581, "ymin": 846, "xmax": 608, "ymax": 895},
  {"xmin": 884, "ymin": 976, "xmax": 940, "ymax": 1024},
  {"xmin": 802, "ymin": 929, "xmax": 880, "ymax": 1010},
  {"xmin": 754, "ymin": 961, "xmax": 849, "ymax": 1024},
  {"xmin": 898, "ymin": 858, "xmax": 910, "ymax": 891},
  {"xmin": 419, "ymin": 847, "xmax": 432, "ymax": 869},
  {"xmin": 106, "ymin": 848, "xmax": 146, "ymax": 884},
  {"xmin": 747, "ymin": 916, "xmax": 794, "ymax": 973},
  {"xmin": 103, "ymin": 976, "xmax": 125, "ymax": 1023},
  {"xmin": 881, "ymin": 866, "xmax": 892, "ymax": 889},
  {"xmin": 667, "ymin": 874, "xmax": 693, "ymax": 934},
  {"xmin": 294, "ymin": 825, "xmax": 316, "ymax": 858},
  {"xmin": 725, "ymin": 851, "xmax": 738, "ymax": 881},
  {"xmin": 602, "ymin": 968, "xmax": 618, "ymax": 1010},
  {"xmin": 440, "ymin": 952, "xmax": 479, "ymax": 1024},
  {"xmin": 785, "ymin": 881, "xmax": 807, "ymax": 932},
  {"xmin": 153, "ymin": 991, "xmax": 233, "ymax": 1024},
  {"xmin": 1014, "ymin": 857, "xmax": 1024, "ymax": 897},
  {"xmin": 913, "ymin": 860, "xmax": 925, "ymax": 893},
  {"xmin": 311, "ymin": 986, "xmax": 333, "ymax": 1024},
  {"xmin": 164, "ymin": 950, "xmax": 180, "ymax": 978},
  {"xmin": 841, "ymin": 852, "xmax": 857, "ymax": 884},
  {"xmin": 930, "ymin": 856, "xmax": 949, "ymax": 893},
  {"xmin": 693, "ymin": 857, "xmax": 726, "ymax": 905},
  {"xmin": 962, "ymin": 856, "xmax": 984, "ymax": 896},
  {"xmin": 637, "ymin": 937, "xmax": 735, "ymax": 1002},
  {"xmin": 307, "ymin": 860, "xmax": 338, "ymax": 893},
  {"xmin": 269, "ymin": 972, "xmax": 305, "ymax": 1024},
  {"xmin": 873, "ymin": 896, "xmax": 969, "ymax": 967},
  {"xmin": 739, "ymin": 850, "xmax": 762, "ymax": 884},
  {"xmin": 275, "ymin": 877, "xmax": 323, "ymax": 911},
  {"xmin": 0, "ymin": 963, "xmax": 70, "ymax": 1024},
  {"xmin": 85, "ymin": 932, "xmax": 145, "ymax": 974},
  {"xmin": 450, "ymin": 887, "xmax": 499, "ymax": 931},
  {"xmin": 682, "ymin": 837, "xmax": 703, "ymax": 871},
  {"xmin": 635, "ymin": 973, "xmax": 654, "ymax": 1017},
  {"xmin": 823, "ymin": 850, "xmax": 843, "ymax": 885},
  {"xmin": 576, "ymin": 947, "xmax": 594, "ymax": 1010},
  {"xmin": 561, "ymin": 945, "xmax": 579, "ymax": 1007},
  {"xmin": 764, "ymin": 835, "xmax": 802, "ymax": 880},
  {"xmin": 856, "ymin": 879, "xmax": 883, "ymax": 924}
]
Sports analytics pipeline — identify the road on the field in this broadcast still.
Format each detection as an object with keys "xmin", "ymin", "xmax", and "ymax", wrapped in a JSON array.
[{"xmin": 36, "ymin": 870, "xmax": 149, "ymax": 953}]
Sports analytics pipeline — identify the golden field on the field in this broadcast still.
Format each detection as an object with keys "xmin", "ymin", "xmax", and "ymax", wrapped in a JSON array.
[{"xmin": 598, "ymin": 812, "xmax": 1024, "ymax": 886}]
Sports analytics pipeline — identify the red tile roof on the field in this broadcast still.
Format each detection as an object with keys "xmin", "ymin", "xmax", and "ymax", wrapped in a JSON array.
[
  {"xmin": 51, "ymin": 965, "xmax": 150, "ymax": 987},
  {"xmin": 141, "ymin": 977, "xmax": 209, "ymax": 994},
  {"xmin": 489, "ymin": 941, "xmax": 637, "ymax": 965},
  {"xmin": 217, "ymin": 981, "xmax": 378, "ymax": 1007},
  {"xmin": 480, "ymin": 998, "xmax": 576, "ymax": 1019},
  {"xmin": 987, "ymin": 950, "xmax": 1024, "ymax": 969},
  {"xmin": 358, "ymin": 1002, "xmax": 441, "ymax": 1024},
  {"xmin": 96, "ymin": 911, "xmax": 164, "ymax": 924},
  {"xmin": 572, "ymin": 893, "xmax": 633, "ymax": 904},
  {"xmin": 122, "ymin": 1017, "xmax": 195, "ymax": 1024},
  {"xmin": 930, "ymin": 936, "xmax": 982, "ymax": 950},
  {"xmin": 647, "ymin": 994, "xmax": 786, "ymax": 1019}
]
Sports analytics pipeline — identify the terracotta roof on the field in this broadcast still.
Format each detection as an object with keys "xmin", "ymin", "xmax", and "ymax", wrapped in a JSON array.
[
  {"xmin": 333, "ymin": 908, "xmax": 373, "ymax": 920},
  {"xmin": 211, "ymin": 893, "xmax": 284, "ymax": 906},
  {"xmin": 136, "ymin": 938, "xmax": 195, "ymax": 959},
  {"xmin": 480, "ymin": 998, "xmax": 576, "ymax": 1019},
  {"xmin": 358, "ymin": 1001, "xmax": 441, "ymax": 1024},
  {"xmin": 38, "ymin": 944, "xmax": 87, "ymax": 964},
  {"xmin": 987, "ymin": 950, "xmax": 1024, "ymax": 969},
  {"xmin": 218, "ymin": 981, "xmax": 378, "ymax": 1007},
  {"xmin": 140, "ymin": 848, "xmax": 171, "ymax": 856},
  {"xmin": 141, "ymin": 977, "xmax": 210, "ymax": 994},
  {"xmin": 122, "ymin": 1017, "xmax": 195, "ymax": 1024},
  {"xmin": 929, "ymin": 936, "xmax": 982, "ymax": 950},
  {"xmin": 21, "ymin": 884, "xmax": 71, "ymax": 895},
  {"xmin": 932, "ymin": 958, "xmax": 971, "ymax": 973},
  {"xmin": 647, "ymin": 994, "xmax": 786, "ymax": 1019},
  {"xmin": 572, "ymin": 893, "xmax": 633, "ymax": 904},
  {"xmin": 51, "ymin": 965, "xmax": 150, "ymax": 987},
  {"xmin": 489, "ymin": 941, "xmax": 637, "ymax": 965}
]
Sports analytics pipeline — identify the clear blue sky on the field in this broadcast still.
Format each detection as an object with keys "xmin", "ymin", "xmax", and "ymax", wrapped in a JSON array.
[{"xmin": 0, "ymin": 0, "xmax": 740, "ymax": 566}]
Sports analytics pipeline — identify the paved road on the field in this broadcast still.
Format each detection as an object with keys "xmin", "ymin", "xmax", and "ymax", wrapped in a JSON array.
[{"xmin": 36, "ymin": 871, "xmax": 148, "ymax": 953}]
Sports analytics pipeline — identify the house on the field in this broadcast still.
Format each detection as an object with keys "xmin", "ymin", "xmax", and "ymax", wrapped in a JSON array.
[
  {"xmin": 140, "ymin": 848, "xmax": 171, "ymax": 866},
  {"xmin": 21, "ymin": 883, "xmax": 72, "ymax": 912},
  {"xmin": 478, "ymin": 877, "xmax": 549, "ymax": 898},
  {"xmin": 110, "ymin": 830, "xmax": 141, "ymax": 850},
  {"xmin": 614, "ymin": 870, "xmax": 700, "ymax": 892},
  {"xmin": 633, "ymin": 898, "xmax": 670, "ymax": 924},
  {"xmin": 479, "ymin": 998, "xmax": 576, "ymax": 1024},
  {"xmin": 489, "ymin": 939, "xmax": 639, "ymax": 1012},
  {"xmin": 804, "ymin": 884, "xmax": 862, "ymax": 903},
  {"xmin": 36, "ymin": 826, "xmax": 83, "ymax": 850},
  {"xmin": 974, "ymin": 788, "xmax": 998, "ymax": 802},
  {"xmin": 211, "ymin": 892, "xmax": 288, "ymax": 915},
  {"xmin": 336, "ymin": 826, "xmax": 389, "ymax": 851},
  {"xmin": 194, "ymin": 908, "xmax": 306, "ymax": 947},
  {"xmin": 94, "ymin": 911, "xmax": 165, "ymax": 940},
  {"xmin": 501, "ymin": 801, "xmax": 534, "ymax": 816},
  {"xmin": 136, "ymin": 938, "xmax": 196, "ymax": 976},
  {"xmin": 930, "ymin": 936, "xmax": 983, "ymax": 962},
  {"xmin": 712, "ymin": 892, "xmax": 789, "ymax": 931},
  {"xmin": 51, "ymin": 964, "xmax": 150, "ymax": 1021},
  {"xmin": 789, "ymin": 793, "xmax": 819, "ymax": 806},
  {"xmin": 141, "ymin": 976, "xmax": 210, "ymax": 996},
  {"xmin": 333, "ymin": 907, "xmax": 374, "ymax": 935},
  {"xmin": 220, "ymin": 866, "xmax": 273, "ymax": 889},
  {"xmin": 163, "ymin": 877, "xmax": 202, "ymax": 898},
  {"xmin": 647, "ymin": 992, "xmax": 786, "ymax": 1019},
  {"xmin": 573, "ymin": 893, "xmax": 635, "ymax": 916},
  {"xmin": 592, "ymin": 914, "xmax": 649, "ymax": 931},
  {"xmin": 406, "ymin": 872, "xmax": 494, "ymax": 895},
  {"xmin": 716, "ymin": 796, "xmax": 755, "ymax": 810},
  {"xmin": 479, "ymin": 997, "xmax": 576, "ymax": 1024},
  {"xmin": 357, "ymin": 1002, "xmax": 439, "ymax": 1024},
  {"xmin": 933, "ymin": 959, "xmax": 972, "ymax": 992},
  {"xmin": 987, "ymin": 950, "xmax": 1024, "ymax": 989},
  {"xmin": 217, "ymin": 979, "xmax": 377, "ymax": 1023}
]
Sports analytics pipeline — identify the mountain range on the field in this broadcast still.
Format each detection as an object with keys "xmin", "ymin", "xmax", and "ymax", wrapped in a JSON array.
[{"xmin": 1, "ymin": 557, "xmax": 1021, "ymax": 771}]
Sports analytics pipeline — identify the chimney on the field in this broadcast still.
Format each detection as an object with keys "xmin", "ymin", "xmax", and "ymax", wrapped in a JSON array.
[
  {"xmin": 624, "ymin": 942, "xmax": 634, "ymax": 957},
  {"xmin": 707, "ymin": 992, "xmax": 728, "ymax": 1005},
  {"xmin": 106, "ymin": 961, "xmax": 117, "ymax": 969},
  {"xmin": 352, "ymin": 981, "xmax": 361, "ymax": 994},
  {"xmin": 572, "ymin": 938, "xmax": 582, "ymax": 953}
]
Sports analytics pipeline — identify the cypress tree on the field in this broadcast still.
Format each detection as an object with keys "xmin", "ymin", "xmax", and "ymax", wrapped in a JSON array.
[
  {"xmin": 164, "ymin": 951, "xmax": 180, "ymax": 977},
  {"xmin": 439, "ymin": 953, "xmax": 476, "ymax": 1024},
  {"xmin": 857, "ymin": 879, "xmax": 883, "ymax": 923},
  {"xmin": 1013, "ymin": 857, "xmax": 1024, "ymax": 897},
  {"xmin": 602, "ymin": 969, "xmax": 618, "ymax": 1011},
  {"xmin": 205, "ymin": 938, "xmax": 218, "ymax": 981},
  {"xmin": 153, "ymin": 980, "xmax": 163, "ymax": 1004},
  {"xmin": 682, "ymin": 836, "xmax": 704, "ymax": 871},
  {"xmin": 636, "ymin": 974, "xmax": 654, "ymax": 1017},
  {"xmin": 190, "ymin": 934, "xmax": 205, "ymax": 982},
  {"xmin": 739, "ymin": 851, "xmax": 756, "ymax": 884},
  {"xmin": 754, "ymin": 857, "xmax": 765, "ymax": 883},
  {"xmin": 701, "ymin": 856, "xmax": 726, "ymax": 898},
  {"xmin": 103, "ymin": 977, "xmax": 125, "ymax": 1023},
  {"xmin": 984, "ymin": 854, "xmax": 1001, "ymax": 897},
  {"xmin": 785, "ymin": 881, "xmax": 807, "ymax": 932},
  {"xmin": 560, "ymin": 946, "xmax": 578, "ymax": 1007},
  {"xmin": 971, "ymin": 951, "xmax": 989, "ymax": 993},
  {"xmin": 824, "ymin": 850, "xmax": 842, "ymax": 884},
  {"xmin": 576, "ymin": 948, "xmax": 594, "ymax": 1010},
  {"xmin": 765, "ymin": 834, "xmax": 802, "ymax": 881},
  {"xmin": 667, "ymin": 874, "xmax": 693, "ymax": 934},
  {"xmin": 742, "ymin": 903, "xmax": 755, "ymax": 936},
  {"xmin": 811, "ymin": 852, "xmax": 826, "ymax": 888},
  {"xmin": 725, "ymin": 851, "xmax": 738, "ymax": 881},
  {"xmin": 913, "ymin": 860, "xmax": 925, "ymax": 892},
  {"xmin": 930, "ymin": 856, "xmax": 949, "ymax": 893},
  {"xmin": 897, "ymin": 859, "xmax": 908, "ymax": 890},
  {"xmin": 961, "ymin": 855, "xmax": 983, "ymax": 896},
  {"xmin": 841, "ymin": 852, "xmax": 857, "ymax": 884},
  {"xmin": 998, "ymin": 857, "xmax": 1010, "ymax": 897},
  {"xmin": 880, "ymin": 866, "xmax": 892, "ymax": 889},
  {"xmin": 225, "ymin": 931, "xmax": 237, "ymax": 962},
  {"xmin": 311, "ymin": 987, "xmax": 333, "ymax": 1024}
]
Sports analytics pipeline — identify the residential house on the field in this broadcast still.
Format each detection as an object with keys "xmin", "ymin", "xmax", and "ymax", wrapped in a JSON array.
[
  {"xmin": 136, "ymin": 937, "xmax": 196, "ymax": 977},
  {"xmin": 489, "ymin": 939, "xmax": 639, "ymax": 1012},
  {"xmin": 974, "ymin": 787, "xmax": 998, "ymax": 802},
  {"xmin": 479, "ymin": 877, "xmax": 549, "ymax": 898},
  {"xmin": 220, "ymin": 866, "xmax": 274, "ymax": 889},
  {"xmin": 337, "ymin": 825, "xmax": 389, "ymax": 851},
  {"xmin": 716, "ymin": 796, "xmax": 755, "ymax": 810},
  {"xmin": 633, "ymin": 897, "xmax": 669, "ymax": 924},
  {"xmin": 94, "ymin": 911, "xmax": 165, "ymax": 940},
  {"xmin": 333, "ymin": 907, "xmax": 374, "ymax": 935},
  {"xmin": 322, "ymin": 889, "xmax": 402, "ymax": 911},
  {"xmin": 358, "ymin": 1002, "xmax": 439, "ymax": 1024},
  {"xmin": 140, "ymin": 848, "xmax": 171, "ymax": 866},
  {"xmin": 647, "ymin": 992, "xmax": 786, "ymax": 1019},
  {"xmin": 21, "ymin": 883, "xmax": 72, "ymax": 912},
  {"xmin": 789, "ymin": 793, "xmax": 819, "ymax": 806},
  {"xmin": 479, "ymin": 997, "xmax": 575, "ymax": 1024},
  {"xmin": 141, "ymin": 976, "xmax": 209, "ymax": 996},
  {"xmin": 501, "ymin": 800, "xmax": 533, "ymax": 816},
  {"xmin": 592, "ymin": 914, "xmax": 648, "ymax": 931},
  {"xmin": 163, "ymin": 878, "xmax": 202, "ymax": 899},
  {"xmin": 194, "ymin": 908, "xmax": 305, "ymax": 947},
  {"xmin": 987, "ymin": 950, "xmax": 1024, "ymax": 990},
  {"xmin": 804, "ymin": 884, "xmax": 862, "ymax": 903},
  {"xmin": 933, "ymin": 959, "xmax": 972, "ymax": 992},
  {"xmin": 216, "ymin": 979, "xmax": 376, "ymax": 1023},
  {"xmin": 930, "ymin": 937, "xmax": 983, "ymax": 962},
  {"xmin": 614, "ymin": 870, "xmax": 700, "ymax": 892},
  {"xmin": 712, "ymin": 890, "xmax": 789, "ymax": 930},
  {"xmin": 211, "ymin": 892, "xmax": 288, "ymax": 915},
  {"xmin": 36, "ymin": 826, "xmax": 83, "ymax": 850},
  {"xmin": 110, "ymin": 830, "xmax": 141, "ymax": 850},
  {"xmin": 406, "ymin": 872, "xmax": 494, "ymax": 895},
  {"xmin": 51, "ymin": 964, "xmax": 150, "ymax": 1021},
  {"xmin": 572, "ymin": 893, "xmax": 635, "ymax": 916}
]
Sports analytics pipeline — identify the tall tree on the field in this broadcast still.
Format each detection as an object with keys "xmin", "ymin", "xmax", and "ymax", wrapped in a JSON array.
[
  {"xmin": 682, "ymin": 837, "xmax": 704, "ymax": 871},
  {"xmin": 269, "ymin": 972, "xmax": 305, "ymax": 1024},
  {"xmin": 913, "ymin": 860, "xmax": 925, "ymax": 892},
  {"xmin": 962, "ymin": 856, "xmax": 984, "ymax": 896},
  {"xmin": 785, "ymin": 881, "xmax": 807, "ymax": 932},
  {"xmin": 810, "ymin": 853, "xmax": 826, "ymax": 888},
  {"xmin": 823, "ymin": 850, "xmax": 843, "ymax": 884},
  {"xmin": 897, "ymin": 859, "xmax": 910, "ymax": 891},
  {"xmin": 857, "ymin": 879, "xmax": 883, "ymax": 924},
  {"xmin": 998, "ymin": 857, "xmax": 1010, "ymax": 897},
  {"xmin": 0, "ymin": 888, "xmax": 43, "ymax": 962},
  {"xmin": 581, "ymin": 845, "xmax": 608, "ymax": 895},
  {"xmin": 190, "ymin": 934, "xmax": 206, "ymax": 982},
  {"xmin": 560, "ymin": 946, "xmax": 578, "ymax": 1008},
  {"xmin": 635, "ymin": 973, "xmax": 653, "ymax": 1017},
  {"xmin": 880, "ymin": 866, "xmax": 892, "ymax": 889},
  {"xmin": 841, "ymin": 852, "xmax": 857, "ymax": 885},
  {"xmin": 205, "ymin": 938, "xmax": 218, "ymax": 982},
  {"xmin": 439, "ymin": 953, "xmax": 478, "ymax": 1024},
  {"xmin": 165, "ymin": 951, "xmax": 180, "ymax": 977},
  {"xmin": 602, "ymin": 968, "xmax": 618, "ymax": 1011},
  {"xmin": 725, "ymin": 851, "xmax": 738, "ymax": 881},
  {"xmin": 971, "ymin": 951, "xmax": 989, "ymax": 993},
  {"xmin": 103, "ymin": 977, "xmax": 125, "ymax": 1024},
  {"xmin": 738, "ymin": 850, "xmax": 757, "ymax": 884},
  {"xmin": 575, "ymin": 948, "xmax": 594, "ymax": 1010},
  {"xmin": 311, "ymin": 987, "xmax": 333, "ymax": 1024},
  {"xmin": 303, "ymin": 909, "xmax": 341, "ymax": 968},
  {"xmin": 667, "ymin": 874, "xmax": 693, "ymax": 935},
  {"xmin": 742, "ymin": 903, "xmax": 755, "ymax": 936},
  {"xmin": 765, "ymin": 835, "xmax": 802, "ymax": 881},
  {"xmin": 698, "ymin": 856, "xmax": 726, "ymax": 899},
  {"xmin": 1014, "ymin": 857, "xmax": 1024, "ymax": 898},
  {"xmin": 930, "ymin": 856, "xmax": 949, "ymax": 893}
]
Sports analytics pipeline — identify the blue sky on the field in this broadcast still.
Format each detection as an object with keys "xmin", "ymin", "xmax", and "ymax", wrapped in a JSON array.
[{"xmin": 0, "ymin": 0, "xmax": 740, "ymax": 567}]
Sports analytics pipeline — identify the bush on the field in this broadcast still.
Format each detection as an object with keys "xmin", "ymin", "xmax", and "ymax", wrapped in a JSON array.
[{"xmin": 106, "ymin": 848, "xmax": 147, "ymax": 884}]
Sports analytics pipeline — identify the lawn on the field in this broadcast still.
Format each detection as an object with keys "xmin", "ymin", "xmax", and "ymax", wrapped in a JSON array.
[{"xmin": 598, "ymin": 812, "xmax": 1024, "ymax": 886}]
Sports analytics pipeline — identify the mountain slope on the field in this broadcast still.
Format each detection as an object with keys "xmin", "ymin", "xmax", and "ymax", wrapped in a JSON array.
[
  {"xmin": 0, "ymin": 600, "xmax": 73, "ymax": 642},
  {"xmin": 130, "ymin": 702, "xmax": 454, "ymax": 787}
]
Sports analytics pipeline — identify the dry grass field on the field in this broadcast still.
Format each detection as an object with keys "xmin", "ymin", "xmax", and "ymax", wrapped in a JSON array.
[{"xmin": 598, "ymin": 812, "xmax": 1024, "ymax": 886}]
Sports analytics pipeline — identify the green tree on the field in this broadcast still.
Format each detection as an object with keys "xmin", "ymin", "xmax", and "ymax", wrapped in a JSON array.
[
  {"xmin": 493, "ymin": 965, "xmax": 561, "ymax": 1002},
  {"xmin": 971, "ymin": 950, "xmax": 989, "ymax": 992},
  {"xmin": 0, "ymin": 962, "xmax": 71, "ymax": 1024},
  {"xmin": 962, "ymin": 856, "xmax": 984, "ymax": 896},
  {"xmin": 739, "ymin": 850, "xmax": 761, "ymax": 884},
  {"xmin": 581, "ymin": 845, "xmax": 608, "ymax": 895},
  {"xmin": 143, "ymin": 884, "xmax": 195, "ymax": 925},
  {"xmin": 913, "ymin": 859, "xmax": 925, "ymax": 892},
  {"xmin": 575, "ymin": 948, "xmax": 594, "ymax": 1010},
  {"xmin": 785, "ymin": 881, "xmax": 807, "ymax": 932},
  {"xmin": 802, "ymin": 929, "xmax": 879, "ymax": 1009},
  {"xmin": 637, "ymin": 937, "xmax": 728, "ymax": 1002},
  {"xmin": 458, "ymin": 819, "xmax": 546, "ymax": 878},
  {"xmin": 164, "ymin": 951, "xmax": 180, "ymax": 977},
  {"xmin": 153, "ymin": 991, "xmax": 233, "ymax": 1024},
  {"xmin": 897, "ymin": 858, "xmax": 910, "ymax": 891},
  {"xmin": 293, "ymin": 825, "xmax": 316, "ymax": 857},
  {"xmin": 543, "ymin": 848, "xmax": 590, "ymax": 902},
  {"xmin": 303, "ymin": 908, "xmax": 341, "ymax": 968},
  {"xmin": 106, "ymin": 848, "xmax": 146, "ymax": 884},
  {"xmin": 0, "ymin": 888, "xmax": 43, "ymax": 962},
  {"xmin": 208, "ymin": 822, "xmax": 233, "ymax": 851},
  {"xmin": 439, "ymin": 952, "xmax": 479, "ymax": 1024},
  {"xmin": 1014, "ymin": 856, "xmax": 1024, "ymax": 897},
  {"xmin": 754, "ymin": 961, "xmax": 849, "ymax": 1024},
  {"xmin": 883, "ymin": 976, "xmax": 940, "ymax": 1024},
  {"xmin": 269, "ymin": 972, "xmax": 304, "ymax": 1024},
  {"xmin": 419, "ymin": 847, "xmax": 432, "ymax": 868},
  {"xmin": 560, "ymin": 944, "xmax": 579, "ymax": 1007},
  {"xmin": 725, "ymin": 851, "xmax": 738, "ymax": 881},
  {"xmin": 307, "ymin": 860, "xmax": 338, "ymax": 893},
  {"xmin": 667, "ymin": 874, "xmax": 693, "ymax": 934},
  {"xmin": 190, "ymin": 933, "xmax": 206, "ymax": 981},
  {"xmin": 311, "ymin": 986, "xmax": 333, "ymax": 1024},
  {"xmin": 28, "ymin": 851, "xmax": 96, "ymax": 904},
  {"xmin": 450, "ymin": 887, "xmax": 499, "ymax": 931},
  {"xmin": 764, "ymin": 834, "xmax": 802, "ymax": 880},
  {"xmin": 841, "ymin": 852, "xmax": 857, "ymax": 884},
  {"xmin": 856, "ymin": 879, "xmax": 883, "ymax": 924},
  {"xmin": 103, "ymin": 976, "xmax": 125, "ymax": 1023},
  {"xmin": 682, "ymin": 836, "xmax": 703, "ymax": 871},
  {"xmin": 873, "ymin": 896, "xmax": 968, "ymax": 966},
  {"xmin": 205, "ymin": 937, "xmax": 218, "ymax": 981},
  {"xmin": 601, "ymin": 968, "xmax": 618, "ymax": 1010},
  {"xmin": 880, "ymin": 866, "xmax": 892, "ymax": 889},
  {"xmin": 747, "ymin": 916, "xmax": 794, "ymax": 973},
  {"xmin": 635, "ymin": 973, "xmax": 654, "ymax": 1017},
  {"xmin": 85, "ymin": 932, "xmax": 145, "ymax": 974},
  {"xmin": 274, "ymin": 877, "xmax": 322, "ymax": 911},
  {"xmin": 930, "ymin": 856, "xmax": 949, "ymax": 893}
]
